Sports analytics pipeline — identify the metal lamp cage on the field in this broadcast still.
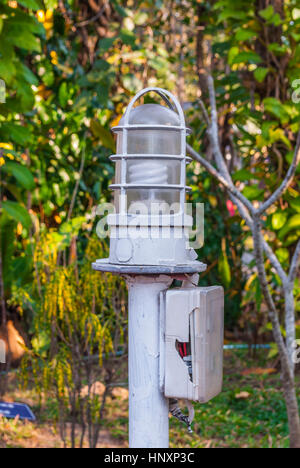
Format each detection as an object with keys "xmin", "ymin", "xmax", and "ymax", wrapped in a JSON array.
[{"xmin": 110, "ymin": 87, "xmax": 192, "ymax": 215}]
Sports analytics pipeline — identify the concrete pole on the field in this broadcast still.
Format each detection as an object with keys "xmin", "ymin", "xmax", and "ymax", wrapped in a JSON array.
[{"xmin": 127, "ymin": 275, "xmax": 172, "ymax": 448}]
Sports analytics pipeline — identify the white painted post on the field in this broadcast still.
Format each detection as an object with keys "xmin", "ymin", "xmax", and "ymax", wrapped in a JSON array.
[{"xmin": 127, "ymin": 275, "xmax": 172, "ymax": 448}]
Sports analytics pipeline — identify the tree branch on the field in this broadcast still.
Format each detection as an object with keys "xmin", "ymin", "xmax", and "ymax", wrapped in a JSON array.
[
  {"xmin": 206, "ymin": 74, "xmax": 233, "ymax": 181},
  {"xmin": 257, "ymin": 131, "xmax": 300, "ymax": 216},
  {"xmin": 74, "ymin": 5, "xmax": 106, "ymax": 28},
  {"xmin": 192, "ymin": 71, "xmax": 289, "ymax": 286},
  {"xmin": 198, "ymin": 98, "xmax": 210, "ymax": 126},
  {"xmin": 252, "ymin": 215, "xmax": 294, "ymax": 380},
  {"xmin": 289, "ymin": 239, "xmax": 300, "ymax": 284},
  {"xmin": 187, "ymin": 143, "xmax": 254, "ymax": 213},
  {"xmin": 67, "ymin": 144, "xmax": 86, "ymax": 221},
  {"xmin": 262, "ymin": 239, "xmax": 288, "ymax": 285},
  {"xmin": 187, "ymin": 142, "xmax": 288, "ymax": 284}
]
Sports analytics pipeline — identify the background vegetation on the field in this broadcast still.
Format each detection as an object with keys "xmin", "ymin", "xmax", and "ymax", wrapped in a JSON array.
[{"xmin": 0, "ymin": 0, "xmax": 299, "ymax": 448}]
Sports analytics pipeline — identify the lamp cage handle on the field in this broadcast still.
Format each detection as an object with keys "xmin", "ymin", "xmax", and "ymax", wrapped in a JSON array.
[{"xmin": 123, "ymin": 87, "xmax": 186, "ymax": 127}]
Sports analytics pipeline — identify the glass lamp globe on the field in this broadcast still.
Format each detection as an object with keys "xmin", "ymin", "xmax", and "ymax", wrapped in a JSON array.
[{"xmin": 112, "ymin": 103, "xmax": 185, "ymax": 212}]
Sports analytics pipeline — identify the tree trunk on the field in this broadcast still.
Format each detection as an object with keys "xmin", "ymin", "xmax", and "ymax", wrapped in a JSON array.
[
  {"xmin": 251, "ymin": 216, "xmax": 300, "ymax": 447},
  {"xmin": 282, "ymin": 376, "xmax": 300, "ymax": 448},
  {"xmin": 284, "ymin": 285, "xmax": 296, "ymax": 375}
]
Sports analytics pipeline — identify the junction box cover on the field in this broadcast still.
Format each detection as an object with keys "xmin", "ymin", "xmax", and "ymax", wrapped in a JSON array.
[{"xmin": 160, "ymin": 286, "xmax": 224, "ymax": 403}]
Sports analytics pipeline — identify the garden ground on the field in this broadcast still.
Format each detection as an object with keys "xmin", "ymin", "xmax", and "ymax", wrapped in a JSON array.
[{"xmin": 0, "ymin": 349, "xmax": 299, "ymax": 448}]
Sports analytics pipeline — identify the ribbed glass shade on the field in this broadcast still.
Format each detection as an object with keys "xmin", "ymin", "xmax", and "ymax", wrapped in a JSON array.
[
  {"xmin": 114, "ymin": 160, "xmax": 181, "ymax": 185},
  {"xmin": 117, "ymin": 104, "xmax": 181, "ymax": 155},
  {"xmin": 113, "ymin": 189, "xmax": 181, "ymax": 214},
  {"xmin": 114, "ymin": 104, "xmax": 183, "ymax": 212}
]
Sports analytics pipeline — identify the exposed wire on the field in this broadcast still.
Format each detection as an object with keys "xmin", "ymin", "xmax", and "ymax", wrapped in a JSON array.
[{"xmin": 169, "ymin": 398, "xmax": 193, "ymax": 433}]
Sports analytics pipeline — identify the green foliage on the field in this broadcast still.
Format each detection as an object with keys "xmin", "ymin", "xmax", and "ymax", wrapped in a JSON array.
[
  {"xmin": 188, "ymin": 0, "xmax": 300, "ymax": 331},
  {"xmin": 22, "ymin": 235, "xmax": 127, "ymax": 448},
  {"xmin": 2, "ymin": 161, "xmax": 35, "ymax": 190},
  {"xmin": 0, "ymin": 0, "xmax": 299, "ymax": 447},
  {"xmin": 2, "ymin": 200, "xmax": 32, "ymax": 228}
]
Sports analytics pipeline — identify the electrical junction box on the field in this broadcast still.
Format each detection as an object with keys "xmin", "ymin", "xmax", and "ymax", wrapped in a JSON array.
[{"xmin": 160, "ymin": 286, "xmax": 224, "ymax": 403}]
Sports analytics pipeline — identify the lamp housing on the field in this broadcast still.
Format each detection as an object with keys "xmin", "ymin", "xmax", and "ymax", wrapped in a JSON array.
[{"xmin": 94, "ymin": 87, "xmax": 205, "ymax": 271}]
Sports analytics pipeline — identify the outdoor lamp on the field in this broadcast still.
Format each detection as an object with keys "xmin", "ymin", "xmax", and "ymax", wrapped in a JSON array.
[
  {"xmin": 94, "ymin": 87, "xmax": 206, "ymax": 271},
  {"xmin": 92, "ymin": 88, "xmax": 224, "ymax": 449}
]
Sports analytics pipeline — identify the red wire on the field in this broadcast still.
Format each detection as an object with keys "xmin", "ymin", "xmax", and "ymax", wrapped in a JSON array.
[{"xmin": 178, "ymin": 342, "xmax": 189, "ymax": 357}]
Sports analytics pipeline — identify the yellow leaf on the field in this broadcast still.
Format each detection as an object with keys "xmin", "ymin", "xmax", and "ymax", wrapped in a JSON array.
[
  {"xmin": 17, "ymin": 223, "xmax": 23, "ymax": 236},
  {"xmin": 245, "ymin": 273, "xmax": 256, "ymax": 291},
  {"xmin": 0, "ymin": 143, "xmax": 13, "ymax": 150},
  {"xmin": 45, "ymin": 10, "xmax": 53, "ymax": 20},
  {"xmin": 36, "ymin": 10, "xmax": 45, "ymax": 23},
  {"xmin": 208, "ymin": 195, "xmax": 218, "ymax": 208},
  {"xmin": 111, "ymin": 115, "xmax": 122, "ymax": 128},
  {"xmin": 244, "ymin": 236, "xmax": 254, "ymax": 250}
]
